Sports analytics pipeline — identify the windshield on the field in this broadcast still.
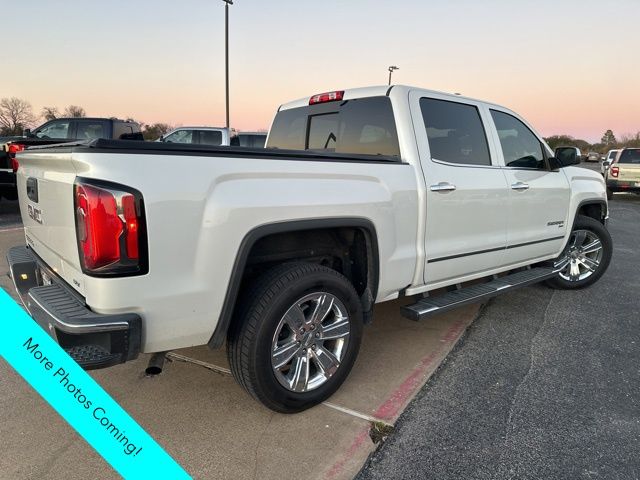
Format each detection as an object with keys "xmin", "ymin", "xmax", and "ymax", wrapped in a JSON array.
[
  {"xmin": 618, "ymin": 149, "xmax": 640, "ymax": 164},
  {"xmin": 267, "ymin": 96, "xmax": 400, "ymax": 158}
]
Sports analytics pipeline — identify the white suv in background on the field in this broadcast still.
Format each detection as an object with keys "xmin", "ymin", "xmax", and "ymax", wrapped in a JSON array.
[
  {"xmin": 601, "ymin": 149, "xmax": 619, "ymax": 176},
  {"xmin": 158, "ymin": 126, "xmax": 231, "ymax": 146},
  {"xmin": 158, "ymin": 127, "xmax": 267, "ymax": 148}
]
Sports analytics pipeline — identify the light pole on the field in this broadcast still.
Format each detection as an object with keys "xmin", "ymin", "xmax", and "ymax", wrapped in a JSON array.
[
  {"xmin": 387, "ymin": 65, "xmax": 399, "ymax": 85},
  {"xmin": 222, "ymin": 0, "xmax": 233, "ymax": 130}
]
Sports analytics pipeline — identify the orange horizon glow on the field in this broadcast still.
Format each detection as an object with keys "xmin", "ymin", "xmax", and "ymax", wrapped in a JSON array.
[{"xmin": 1, "ymin": 0, "xmax": 638, "ymax": 143}]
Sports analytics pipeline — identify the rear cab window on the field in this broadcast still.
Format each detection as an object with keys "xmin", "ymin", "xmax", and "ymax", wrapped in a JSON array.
[
  {"xmin": 266, "ymin": 97, "xmax": 401, "ymax": 159},
  {"xmin": 618, "ymin": 149, "xmax": 640, "ymax": 164}
]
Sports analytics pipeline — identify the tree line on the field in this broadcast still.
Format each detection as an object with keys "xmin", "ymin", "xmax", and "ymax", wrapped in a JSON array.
[
  {"xmin": 544, "ymin": 129, "xmax": 640, "ymax": 153},
  {"xmin": 0, "ymin": 97, "xmax": 172, "ymax": 140},
  {"xmin": 2, "ymin": 96, "xmax": 639, "ymax": 148}
]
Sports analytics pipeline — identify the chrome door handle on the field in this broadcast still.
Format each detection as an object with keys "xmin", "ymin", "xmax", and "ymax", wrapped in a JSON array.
[
  {"xmin": 430, "ymin": 182, "xmax": 456, "ymax": 192},
  {"xmin": 511, "ymin": 182, "xmax": 530, "ymax": 191}
]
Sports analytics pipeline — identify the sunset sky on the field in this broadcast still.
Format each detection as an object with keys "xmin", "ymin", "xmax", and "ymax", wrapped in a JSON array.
[{"xmin": 1, "ymin": 0, "xmax": 638, "ymax": 142}]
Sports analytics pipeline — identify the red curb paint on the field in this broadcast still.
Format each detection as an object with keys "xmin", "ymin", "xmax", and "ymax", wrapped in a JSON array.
[
  {"xmin": 324, "ymin": 311, "xmax": 474, "ymax": 479},
  {"xmin": 373, "ymin": 317, "xmax": 468, "ymax": 422},
  {"xmin": 324, "ymin": 427, "xmax": 370, "ymax": 479}
]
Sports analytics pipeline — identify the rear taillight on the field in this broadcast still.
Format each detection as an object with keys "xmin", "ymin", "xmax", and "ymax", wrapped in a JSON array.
[
  {"xmin": 74, "ymin": 180, "xmax": 147, "ymax": 276},
  {"xmin": 610, "ymin": 166, "xmax": 619, "ymax": 178},
  {"xmin": 8, "ymin": 144, "xmax": 25, "ymax": 173}
]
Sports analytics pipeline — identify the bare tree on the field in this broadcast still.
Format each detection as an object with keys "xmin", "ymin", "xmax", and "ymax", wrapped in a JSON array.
[
  {"xmin": 142, "ymin": 123, "xmax": 172, "ymax": 140},
  {"xmin": 41, "ymin": 106, "xmax": 59, "ymax": 122},
  {"xmin": 0, "ymin": 97, "xmax": 37, "ymax": 135},
  {"xmin": 63, "ymin": 105, "xmax": 86, "ymax": 118}
]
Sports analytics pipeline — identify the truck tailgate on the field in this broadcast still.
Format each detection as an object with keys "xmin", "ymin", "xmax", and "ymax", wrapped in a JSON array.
[
  {"xmin": 617, "ymin": 163, "xmax": 640, "ymax": 183},
  {"xmin": 16, "ymin": 150, "xmax": 85, "ymax": 295}
]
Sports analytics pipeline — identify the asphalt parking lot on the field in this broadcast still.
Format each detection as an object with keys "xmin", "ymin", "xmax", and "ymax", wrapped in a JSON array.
[
  {"xmin": 359, "ymin": 194, "xmax": 640, "ymax": 479},
  {"xmin": 0, "ymin": 198, "xmax": 477, "ymax": 480}
]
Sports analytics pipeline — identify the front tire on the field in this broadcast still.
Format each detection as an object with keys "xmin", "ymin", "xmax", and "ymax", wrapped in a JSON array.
[
  {"xmin": 227, "ymin": 262, "xmax": 363, "ymax": 413},
  {"xmin": 546, "ymin": 215, "xmax": 612, "ymax": 290}
]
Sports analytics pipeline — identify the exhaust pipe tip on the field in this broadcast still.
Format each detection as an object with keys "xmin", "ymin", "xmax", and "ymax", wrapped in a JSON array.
[{"xmin": 145, "ymin": 352, "xmax": 168, "ymax": 376}]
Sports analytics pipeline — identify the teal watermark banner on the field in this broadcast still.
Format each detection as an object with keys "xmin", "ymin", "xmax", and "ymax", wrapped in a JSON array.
[{"xmin": 0, "ymin": 288, "xmax": 191, "ymax": 479}]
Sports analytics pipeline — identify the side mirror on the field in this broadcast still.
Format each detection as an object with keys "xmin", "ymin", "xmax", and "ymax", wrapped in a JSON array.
[
  {"xmin": 158, "ymin": 136, "xmax": 164, "ymax": 142},
  {"xmin": 554, "ymin": 147, "xmax": 581, "ymax": 167},
  {"xmin": 24, "ymin": 128, "xmax": 32, "ymax": 137}
]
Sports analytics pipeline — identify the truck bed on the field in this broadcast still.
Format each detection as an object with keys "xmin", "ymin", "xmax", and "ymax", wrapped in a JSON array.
[{"xmin": 31, "ymin": 138, "xmax": 402, "ymax": 164}]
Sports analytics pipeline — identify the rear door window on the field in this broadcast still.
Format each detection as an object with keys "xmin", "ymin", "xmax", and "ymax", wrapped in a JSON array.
[
  {"xmin": 199, "ymin": 130, "xmax": 223, "ymax": 146},
  {"xmin": 267, "ymin": 96, "xmax": 400, "ymax": 158},
  {"xmin": 75, "ymin": 121, "xmax": 106, "ymax": 140},
  {"xmin": 420, "ymin": 98, "xmax": 491, "ymax": 166}
]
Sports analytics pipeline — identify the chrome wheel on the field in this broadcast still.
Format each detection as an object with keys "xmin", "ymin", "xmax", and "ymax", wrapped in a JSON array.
[
  {"xmin": 555, "ymin": 229, "xmax": 604, "ymax": 282},
  {"xmin": 271, "ymin": 292, "xmax": 350, "ymax": 393}
]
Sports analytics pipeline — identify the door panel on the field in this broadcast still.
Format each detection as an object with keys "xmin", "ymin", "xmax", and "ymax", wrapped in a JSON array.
[
  {"xmin": 488, "ymin": 109, "xmax": 570, "ymax": 264},
  {"xmin": 502, "ymin": 168, "xmax": 570, "ymax": 262},
  {"xmin": 410, "ymin": 92, "xmax": 510, "ymax": 286},
  {"xmin": 424, "ymin": 162, "xmax": 509, "ymax": 283}
]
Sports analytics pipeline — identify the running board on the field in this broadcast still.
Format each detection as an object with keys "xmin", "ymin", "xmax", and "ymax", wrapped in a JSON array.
[{"xmin": 401, "ymin": 267, "xmax": 556, "ymax": 321}]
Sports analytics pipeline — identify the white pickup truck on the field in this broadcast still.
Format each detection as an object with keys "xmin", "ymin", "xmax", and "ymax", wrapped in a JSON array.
[{"xmin": 7, "ymin": 85, "xmax": 612, "ymax": 413}]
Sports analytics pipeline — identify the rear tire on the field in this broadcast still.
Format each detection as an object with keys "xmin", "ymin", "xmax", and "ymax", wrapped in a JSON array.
[
  {"xmin": 227, "ymin": 262, "xmax": 363, "ymax": 413},
  {"xmin": 546, "ymin": 215, "xmax": 612, "ymax": 290}
]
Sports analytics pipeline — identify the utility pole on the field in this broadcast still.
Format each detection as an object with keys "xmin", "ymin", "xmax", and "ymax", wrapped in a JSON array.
[
  {"xmin": 388, "ymin": 65, "xmax": 399, "ymax": 85},
  {"xmin": 222, "ymin": 0, "xmax": 233, "ymax": 130}
]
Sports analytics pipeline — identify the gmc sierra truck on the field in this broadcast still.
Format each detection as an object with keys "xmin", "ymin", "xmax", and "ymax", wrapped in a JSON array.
[{"xmin": 6, "ymin": 85, "xmax": 612, "ymax": 413}]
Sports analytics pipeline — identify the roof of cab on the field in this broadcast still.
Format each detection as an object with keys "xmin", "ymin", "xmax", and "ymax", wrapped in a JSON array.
[{"xmin": 278, "ymin": 85, "xmax": 509, "ymax": 112}]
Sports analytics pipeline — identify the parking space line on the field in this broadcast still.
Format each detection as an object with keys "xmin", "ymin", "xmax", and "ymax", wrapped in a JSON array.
[
  {"xmin": 0, "ymin": 226, "xmax": 24, "ymax": 232},
  {"xmin": 322, "ymin": 402, "xmax": 389, "ymax": 425},
  {"xmin": 165, "ymin": 352, "xmax": 232, "ymax": 376}
]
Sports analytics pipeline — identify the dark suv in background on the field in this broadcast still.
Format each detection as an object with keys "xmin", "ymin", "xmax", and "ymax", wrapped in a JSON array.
[{"xmin": 1, "ymin": 117, "xmax": 143, "ymax": 200}]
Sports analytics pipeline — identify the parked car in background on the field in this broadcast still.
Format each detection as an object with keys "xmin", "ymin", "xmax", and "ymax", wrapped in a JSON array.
[
  {"xmin": 159, "ymin": 127, "xmax": 231, "ymax": 146},
  {"xmin": 605, "ymin": 148, "xmax": 640, "ymax": 199},
  {"xmin": 159, "ymin": 127, "xmax": 267, "ymax": 148},
  {"xmin": 586, "ymin": 151, "xmax": 601, "ymax": 162},
  {"xmin": 7, "ymin": 85, "xmax": 611, "ymax": 413},
  {"xmin": 231, "ymin": 131, "xmax": 267, "ymax": 148},
  {"xmin": 2, "ymin": 118, "xmax": 143, "ymax": 200},
  {"xmin": 601, "ymin": 149, "xmax": 619, "ymax": 176},
  {"xmin": 1, "ymin": 136, "xmax": 25, "ymax": 200}
]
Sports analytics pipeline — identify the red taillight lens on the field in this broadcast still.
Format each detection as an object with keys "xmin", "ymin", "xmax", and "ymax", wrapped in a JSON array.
[
  {"xmin": 8, "ymin": 143, "xmax": 25, "ymax": 173},
  {"xmin": 74, "ymin": 181, "xmax": 146, "ymax": 275},
  {"xmin": 309, "ymin": 90, "xmax": 345, "ymax": 105},
  {"xmin": 610, "ymin": 166, "xmax": 619, "ymax": 178}
]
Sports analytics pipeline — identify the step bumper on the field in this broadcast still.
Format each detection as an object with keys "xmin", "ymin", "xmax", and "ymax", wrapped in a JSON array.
[{"xmin": 6, "ymin": 245, "xmax": 141, "ymax": 370}]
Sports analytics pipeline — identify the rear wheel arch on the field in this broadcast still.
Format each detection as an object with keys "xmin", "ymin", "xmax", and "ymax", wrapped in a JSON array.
[{"xmin": 208, "ymin": 218, "xmax": 379, "ymax": 349}]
